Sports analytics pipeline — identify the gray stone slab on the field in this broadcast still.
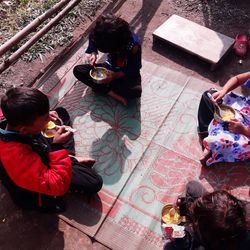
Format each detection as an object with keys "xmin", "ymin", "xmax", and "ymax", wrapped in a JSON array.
[{"xmin": 153, "ymin": 15, "xmax": 234, "ymax": 68}]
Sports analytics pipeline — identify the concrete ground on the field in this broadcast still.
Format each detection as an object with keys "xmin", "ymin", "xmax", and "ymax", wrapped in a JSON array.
[{"xmin": 1, "ymin": 0, "xmax": 249, "ymax": 249}]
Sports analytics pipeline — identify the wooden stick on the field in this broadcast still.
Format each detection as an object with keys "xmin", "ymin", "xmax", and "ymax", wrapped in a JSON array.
[
  {"xmin": 0, "ymin": 0, "xmax": 71, "ymax": 57},
  {"xmin": 0, "ymin": 0, "xmax": 81, "ymax": 74}
]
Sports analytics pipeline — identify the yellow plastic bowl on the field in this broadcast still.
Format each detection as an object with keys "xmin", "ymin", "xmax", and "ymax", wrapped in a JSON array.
[
  {"xmin": 214, "ymin": 104, "xmax": 236, "ymax": 122},
  {"xmin": 161, "ymin": 204, "xmax": 181, "ymax": 224},
  {"xmin": 41, "ymin": 121, "xmax": 56, "ymax": 138},
  {"xmin": 46, "ymin": 121, "xmax": 56, "ymax": 129}
]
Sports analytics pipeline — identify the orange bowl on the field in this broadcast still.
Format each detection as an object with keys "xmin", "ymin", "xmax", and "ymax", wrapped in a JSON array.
[{"xmin": 161, "ymin": 204, "xmax": 181, "ymax": 224}]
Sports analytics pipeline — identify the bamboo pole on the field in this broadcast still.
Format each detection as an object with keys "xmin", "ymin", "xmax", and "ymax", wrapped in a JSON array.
[
  {"xmin": 0, "ymin": 0, "xmax": 71, "ymax": 57},
  {"xmin": 0, "ymin": 0, "xmax": 81, "ymax": 74}
]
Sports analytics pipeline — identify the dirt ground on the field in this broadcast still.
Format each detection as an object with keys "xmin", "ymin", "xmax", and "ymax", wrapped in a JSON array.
[
  {"xmin": 1, "ymin": 0, "xmax": 250, "ymax": 96},
  {"xmin": 1, "ymin": 0, "xmax": 250, "ymax": 249},
  {"xmin": 0, "ymin": 0, "xmax": 108, "ymax": 95},
  {"xmin": 130, "ymin": 0, "xmax": 250, "ymax": 86}
]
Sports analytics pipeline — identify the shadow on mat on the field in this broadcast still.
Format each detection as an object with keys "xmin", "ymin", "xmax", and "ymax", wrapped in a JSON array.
[
  {"xmin": 59, "ymin": 83, "xmax": 142, "ymax": 185},
  {"xmin": 90, "ymin": 98, "xmax": 142, "ymax": 184},
  {"xmin": 200, "ymin": 161, "xmax": 250, "ymax": 199}
]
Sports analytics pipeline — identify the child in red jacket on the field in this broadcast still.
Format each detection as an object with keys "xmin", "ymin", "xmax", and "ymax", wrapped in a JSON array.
[{"xmin": 0, "ymin": 87, "xmax": 102, "ymax": 212}]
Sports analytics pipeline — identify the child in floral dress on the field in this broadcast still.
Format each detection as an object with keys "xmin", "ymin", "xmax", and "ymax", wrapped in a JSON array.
[{"xmin": 198, "ymin": 71, "xmax": 250, "ymax": 166}]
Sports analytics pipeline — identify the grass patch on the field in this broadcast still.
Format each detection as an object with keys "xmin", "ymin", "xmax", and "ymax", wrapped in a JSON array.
[{"xmin": 0, "ymin": 0, "xmax": 102, "ymax": 62}]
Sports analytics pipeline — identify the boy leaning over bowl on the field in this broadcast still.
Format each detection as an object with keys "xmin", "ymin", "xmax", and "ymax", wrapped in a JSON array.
[
  {"xmin": 73, "ymin": 13, "xmax": 142, "ymax": 106},
  {"xmin": 0, "ymin": 87, "xmax": 103, "ymax": 212}
]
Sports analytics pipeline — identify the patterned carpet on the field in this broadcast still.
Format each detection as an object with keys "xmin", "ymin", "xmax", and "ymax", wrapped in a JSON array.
[{"xmin": 32, "ymin": 43, "xmax": 250, "ymax": 249}]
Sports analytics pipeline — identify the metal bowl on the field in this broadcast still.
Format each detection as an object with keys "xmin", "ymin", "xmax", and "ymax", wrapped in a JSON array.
[
  {"xmin": 89, "ymin": 67, "xmax": 108, "ymax": 84},
  {"xmin": 161, "ymin": 204, "xmax": 181, "ymax": 224},
  {"xmin": 41, "ymin": 119, "xmax": 62, "ymax": 138},
  {"xmin": 214, "ymin": 104, "xmax": 236, "ymax": 123},
  {"xmin": 41, "ymin": 121, "xmax": 57, "ymax": 138}
]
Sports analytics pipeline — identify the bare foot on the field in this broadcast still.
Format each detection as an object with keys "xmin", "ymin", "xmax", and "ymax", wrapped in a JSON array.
[
  {"xmin": 199, "ymin": 149, "xmax": 211, "ymax": 166},
  {"xmin": 108, "ymin": 90, "xmax": 128, "ymax": 106}
]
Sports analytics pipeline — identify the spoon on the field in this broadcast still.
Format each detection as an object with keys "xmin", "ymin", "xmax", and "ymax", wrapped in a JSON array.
[
  {"xmin": 207, "ymin": 92, "xmax": 226, "ymax": 117},
  {"xmin": 169, "ymin": 207, "xmax": 176, "ymax": 217},
  {"xmin": 55, "ymin": 125, "xmax": 77, "ymax": 133}
]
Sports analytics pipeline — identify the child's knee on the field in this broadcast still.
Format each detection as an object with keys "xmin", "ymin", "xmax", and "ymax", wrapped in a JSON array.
[
  {"xmin": 202, "ymin": 90, "xmax": 211, "ymax": 101},
  {"xmin": 73, "ymin": 65, "xmax": 90, "ymax": 79},
  {"xmin": 73, "ymin": 65, "xmax": 81, "ymax": 78},
  {"xmin": 133, "ymin": 86, "xmax": 142, "ymax": 98},
  {"xmin": 93, "ymin": 174, "xmax": 103, "ymax": 193},
  {"xmin": 54, "ymin": 107, "xmax": 70, "ymax": 122},
  {"xmin": 126, "ymin": 85, "xmax": 141, "ymax": 99}
]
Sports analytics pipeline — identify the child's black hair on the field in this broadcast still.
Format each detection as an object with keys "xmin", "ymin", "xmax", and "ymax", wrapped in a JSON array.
[
  {"xmin": 1, "ymin": 87, "xmax": 50, "ymax": 127},
  {"xmin": 192, "ymin": 190, "xmax": 246, "ymax": 248},
  {"xmin": 91, "ymin": 14, "xmax": 132, "ymax": 53}
]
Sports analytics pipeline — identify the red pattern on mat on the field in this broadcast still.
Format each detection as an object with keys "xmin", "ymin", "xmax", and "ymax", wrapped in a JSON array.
[
  {"xmin": 41, "ymin": 48, "xmax": 250, "ymax": 249},
  {"xmin": 118, "ymin": 216, "xmax": 164, "ymax": 248}
]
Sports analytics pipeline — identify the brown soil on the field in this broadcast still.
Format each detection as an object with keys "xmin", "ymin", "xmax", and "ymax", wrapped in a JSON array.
[
  {"xmin": 121, "ymin": 0, "xmax": 250, "ymax": 87},
  {"xmin": 0, "ymin": 0, "xmax": 108, "ymax": 95},
  {"xmin": 1, "ymin": 0, "xmax": 250, "ymax": 95},
  {"xmin": 1, "ymin": 1, "xmax": 250, "ymax": 249}
]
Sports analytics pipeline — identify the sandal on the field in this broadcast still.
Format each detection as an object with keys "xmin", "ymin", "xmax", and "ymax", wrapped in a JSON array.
[{"xmin": 233, "ymin": 34, "xmax": 248, "ymax": 57}]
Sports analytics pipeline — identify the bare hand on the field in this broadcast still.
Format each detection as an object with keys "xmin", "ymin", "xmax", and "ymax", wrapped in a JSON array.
[
  {"xmin": 212, "ymin": 90, "xmax": 226, "ymax": 102},
  {"xmin": 49, "ymin": 111, "xmax": 59, "ymax": 122},
  {"xmin": 101, "ymin": 70, "xmax": 124, "ymax": 84},
  {"xmin": 228, "ymin": 119, "xmax": 246, "ymax": 134},
  {"xmin": 87, "ymin": 53, "xmax": 97, "ymax": 66},
  {"xmin": 52, "ymin": 126, "xmax": 72, "ymax": 144}
]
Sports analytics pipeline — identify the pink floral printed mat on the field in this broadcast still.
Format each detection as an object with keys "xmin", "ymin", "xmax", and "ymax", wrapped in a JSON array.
[{"xmin": 36, "ymin": 51, "xmax": 250, "ymax": 249}]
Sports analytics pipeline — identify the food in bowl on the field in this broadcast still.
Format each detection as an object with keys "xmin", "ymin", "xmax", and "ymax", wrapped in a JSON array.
[
  {"xmin": 220, "ymin": 107, "xmax": 235, "ymax": 122},
  {"xmin": 89, "ymin": 67, "xmax": 108, "ymax": 84},
  {"xmin": 162, "ymin": 204, "xmax": 181, "ymax": 224},
  {"xmin": 214, "ymin": 104, "xmax": 236, "ymax": 122},
  {"xmin": 42, "ymin": 120, "xmax": 76, "ymax": 138},
  {"xmin": 41, "ymin": 121, "xmax": 56, "ymax": 138},
  {"xmin": 47, "ymin": 121, "xmax": 56, "ymax": 129}
]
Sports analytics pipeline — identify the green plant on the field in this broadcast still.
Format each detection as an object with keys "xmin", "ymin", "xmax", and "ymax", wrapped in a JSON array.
[
  {"xmin": 43, "ymin": 0, "xmax": 59, "ymax": 10},
  {"xmin": 20, "ymin": 0, "xmax": 29, "ymax": 5}
]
